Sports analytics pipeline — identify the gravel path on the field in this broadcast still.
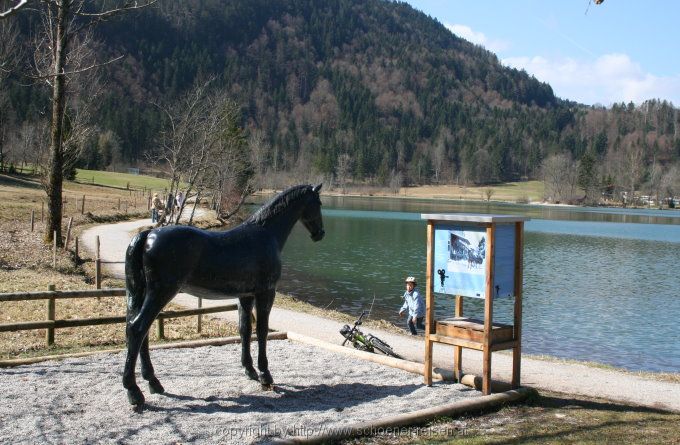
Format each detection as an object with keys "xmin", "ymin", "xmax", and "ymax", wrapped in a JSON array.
[{"xmin": 0, "ymin": 340, "xmax": 478, "ymax": 444}]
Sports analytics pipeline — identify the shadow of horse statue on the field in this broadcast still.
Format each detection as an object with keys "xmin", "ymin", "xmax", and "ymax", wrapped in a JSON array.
[{"xmin": 123, "ymin": 184, "xmax": 324, "ymax": 406}]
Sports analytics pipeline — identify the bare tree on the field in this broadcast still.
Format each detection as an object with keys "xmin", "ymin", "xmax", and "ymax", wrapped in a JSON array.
[
  {"xmin": 542, "ymin": 153, "xmax": 578, "ymax": 203},
  {"xmin": 97, "ymin": 129, "xmax": 122, "ymax": 169},
  {"xmin": 0, "ymin": 91, "xmax": 14, "ymax": 173},
  {"xmin": 151, "ymin": 81, "xmax": 213, "ymax": 225},
  {"xmin": 432, "ymin": 129, "xmax": 451, "ymax": 184},
  {"xmin": 432, "ymin": 138, "xmax": 445, "ymax": 184},
  {"xmin": 389, "ymin": 169, "xmax": 402, "ymax": 194},
  {"xmin": 2, "ymin": 0, "xmax": 157, "ymax": 245},
  {"xmin": 0, "ymin": 19, "xmax": 19, "ymax": 79},
  {"xmin": 335, "ymin": 153, "xmax": 352, "ymax": 193},
  {"xmin": 647, "ymin": 162, "xmax": 663, "ymax": 207},
  {"xmin": 0, "ymin": 20, "xmax": 20, "ymax": 173},
  {"xmin": 471, "ymin": 148, "xmax": 492, "ymax": 185},
  {"xmin": 14, "ymin": 120, "xmax": 45, "ymax": 172},
  {"xmin": 197, "ymin": 96, "xmax": 252, "ymax": 222},
  {"xmin": 151, "ymin": 81, "xmax": 253, "ymax": 226},
  {"xmin": 619, "ymin": 136, "xmax": 645, "ymax": 204},
  {"xmin": 660, "ymin": 164, "xmax": 680, "ymax": 206},
  {"xmin": 248, "ymin": 128, "xmax": 269, "ymax": 189},
  {"xmin": 0, "ymin": 1, "xmax": 30, "ymax": 19}
]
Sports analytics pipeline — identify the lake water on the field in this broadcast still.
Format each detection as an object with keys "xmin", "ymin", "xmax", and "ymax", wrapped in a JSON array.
[{"xmin": 259, "ymin": 195, "xmax": 680, "ymax": 373}]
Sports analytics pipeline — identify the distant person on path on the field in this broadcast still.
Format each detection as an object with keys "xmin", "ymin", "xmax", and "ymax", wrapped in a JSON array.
[
  {"xmin": 151, "ymin": 193, "xmax": 164, "ymax": 223},
  {"xmin": 165, "ymin": 193, "xmax": 175, "ymax": 219},
  {"xmin": 399, "ymin": 276, "xmax": 425, "ymax": 335},
  {"xmin": 175, "ymin": 191, "xmax": 185, "ymax": 213}
]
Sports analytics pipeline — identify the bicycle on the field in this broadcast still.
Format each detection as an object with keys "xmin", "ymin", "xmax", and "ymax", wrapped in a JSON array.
[{"xmin": 340, "ymin": 311, "xmax": 404, "ymax": 359}]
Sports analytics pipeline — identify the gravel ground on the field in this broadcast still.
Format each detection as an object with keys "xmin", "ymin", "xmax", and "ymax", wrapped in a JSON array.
[{"xmin": 0, "ymin": 340, "xmax": 478, "ymax": 444}]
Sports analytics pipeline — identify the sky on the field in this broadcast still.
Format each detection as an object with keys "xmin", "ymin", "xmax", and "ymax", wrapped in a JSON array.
[{"xmin": 404, "ymin": 0, "xmax": 680, "ymax": 107}]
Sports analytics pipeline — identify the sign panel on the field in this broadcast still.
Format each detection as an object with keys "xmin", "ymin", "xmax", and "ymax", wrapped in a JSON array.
[
  {"xmin": 432, "ymin": 223, "xmax": 515, "ymax": 299},
  {"xmin": 492, "ymin": 224, "xmax": 516, "ymax": 298}
]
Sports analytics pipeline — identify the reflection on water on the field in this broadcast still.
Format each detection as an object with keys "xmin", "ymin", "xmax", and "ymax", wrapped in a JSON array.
[{"xmin": 253, "ymin": 195, "xmax": 680, "ymax": 372}]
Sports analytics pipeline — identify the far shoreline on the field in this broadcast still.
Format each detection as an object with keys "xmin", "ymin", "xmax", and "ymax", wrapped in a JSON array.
[{"xmin": 256, "ymin": 184, "xmax": 680, "ymax": 212}]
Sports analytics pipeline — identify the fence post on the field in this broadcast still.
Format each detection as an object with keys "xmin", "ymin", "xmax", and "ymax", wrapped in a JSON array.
[
  {"xmin": 197, "ymin": 297, "xmax": 203, "ymax": 334},
  {"xmin": 157, "ymin": 318, "xmax": 165, "ymax": 340},
  {"xmin": 64, "ymin": 217, "xmax": 73, "ymax": 251},
  {"xmin": 95, "ymin": 235, "xmax": 101, "ymax": 289},
  {"xmin": 81, "ymin": 195, "xmax": 85, "ymax": 214},
  {"xmin": 53, "ymin": 231, "xmax": 57, "ymax": 268},
  {"xmin": 31, "ymin": 210, "xmax": 35, "ymax": 232},
  {"xmin": 75, "ymin": 237, "xmax": 79, "ymax": 261},
  {"xmin": 41, "ymin": 201, "xmax": 44, "ymax": 222},
  {"xmin": 46, "ymin": 284, "xmax": 56, "ymax": 346},
  {"xmin": 117, "ymin": 197, "xmax": 121, "ymax": 210}
]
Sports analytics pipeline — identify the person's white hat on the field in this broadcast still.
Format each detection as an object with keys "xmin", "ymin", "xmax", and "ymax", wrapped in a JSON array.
[{"xmin": 405, "ymin": 276, "xmax": 417, "ymax": 284}]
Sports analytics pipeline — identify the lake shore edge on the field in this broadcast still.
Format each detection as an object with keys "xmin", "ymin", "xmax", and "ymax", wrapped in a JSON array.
[{"xmin": 274, "ymin": 293, "xmax": 680, "ymax": 385}]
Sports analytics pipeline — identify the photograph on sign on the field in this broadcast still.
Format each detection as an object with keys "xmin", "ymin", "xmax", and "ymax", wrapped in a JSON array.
[{"xmin": 433, "ymin": 225, "xmax": 487, "ymax": 299}]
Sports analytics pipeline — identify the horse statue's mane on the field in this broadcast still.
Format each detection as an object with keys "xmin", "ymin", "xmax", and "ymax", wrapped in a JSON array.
[{"xmin": 246, "ymin": 184, "xmax": 312, "ymax": 225}]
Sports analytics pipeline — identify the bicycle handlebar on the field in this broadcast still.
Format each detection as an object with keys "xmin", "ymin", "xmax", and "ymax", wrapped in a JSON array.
[{"xmin": 341, "ymin": 310, "xmax": 368, "ymax": 346}]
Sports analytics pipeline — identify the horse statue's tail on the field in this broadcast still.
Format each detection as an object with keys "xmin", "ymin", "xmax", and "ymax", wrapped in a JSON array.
[{"xmin": 125, "ymin": 230, "xmax": 151, "ymax": 326}]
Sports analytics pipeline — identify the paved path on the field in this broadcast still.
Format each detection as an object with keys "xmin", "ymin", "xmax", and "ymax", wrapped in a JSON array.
[{"xmin": 81, "ymin": 215, "xmax": 680, "ymax": 413}]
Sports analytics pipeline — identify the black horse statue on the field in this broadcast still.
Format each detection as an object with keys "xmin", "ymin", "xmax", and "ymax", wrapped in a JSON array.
[{"xmin": 122, "ymin": 184, "xmax": 324, "ymax": 406}]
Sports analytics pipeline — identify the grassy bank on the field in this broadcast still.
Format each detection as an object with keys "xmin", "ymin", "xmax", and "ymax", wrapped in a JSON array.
[
  {"xmin": 75, "ymin": 168, "xmax": 171, "ymax": 190},
  {"xmin": 0, "ymin": 172, "xmax": 237, "ymax": 360},
  {"xmin": 398, "ymin": 180, "xmax": 544, "ymax": 203},
  {"xmin": 347, "ymin": 390, "xmax": 680, "ymax": 444}
]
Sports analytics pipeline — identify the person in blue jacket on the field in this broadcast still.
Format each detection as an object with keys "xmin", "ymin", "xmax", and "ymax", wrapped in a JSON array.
[{"xmin": 399, "ymin": 276, "xmax": 425, "ymax": 335}]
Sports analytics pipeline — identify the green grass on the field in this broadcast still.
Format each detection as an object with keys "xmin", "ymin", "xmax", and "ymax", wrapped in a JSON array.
[
  {"xmin": 399, "ymin": 180, "xmax": 545, "ymax": 203},
  {"xmin": 488, "ymin": 180, "xmax": 544, "ymax": 201},
  {"xmin": 75, "ymin": 168, "xmax": 171, "ymax": 191}
]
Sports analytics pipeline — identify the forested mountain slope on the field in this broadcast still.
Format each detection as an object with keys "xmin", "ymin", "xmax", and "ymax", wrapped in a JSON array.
[{"xmin": 3, "ymin": 0, "xmax": 679, "ymax": 193}]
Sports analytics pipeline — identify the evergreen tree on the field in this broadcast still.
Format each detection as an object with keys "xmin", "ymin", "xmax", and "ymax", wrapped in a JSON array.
[{"xmin": 578, "ymin": 151, "xmax": 597, "ymax": 202}]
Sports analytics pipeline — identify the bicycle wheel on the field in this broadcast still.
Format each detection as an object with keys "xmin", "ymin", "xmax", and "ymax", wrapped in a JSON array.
[{"xmin": 368, "ymin": 335, "xmax": 403, "ymax": 359}]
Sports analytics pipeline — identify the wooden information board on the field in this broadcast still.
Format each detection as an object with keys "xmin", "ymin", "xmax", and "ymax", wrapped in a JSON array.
[{"xmin": 421, "ymin": 214, "xmax": 529, "ymax": 395}]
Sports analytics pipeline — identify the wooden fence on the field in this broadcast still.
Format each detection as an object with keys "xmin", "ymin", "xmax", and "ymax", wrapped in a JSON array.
[{"xmin": 0, "ymin": 286, "xmax": 237, "ymax": 346}]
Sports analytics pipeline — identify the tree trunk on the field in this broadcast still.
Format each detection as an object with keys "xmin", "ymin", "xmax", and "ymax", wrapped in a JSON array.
[
  {"xmin": 188, "ymin": 190, "xmax": 201, "ymax": 225},
  {"xmin": 45, "ymin": 0, "xmax": 69, "ymax": 246}
]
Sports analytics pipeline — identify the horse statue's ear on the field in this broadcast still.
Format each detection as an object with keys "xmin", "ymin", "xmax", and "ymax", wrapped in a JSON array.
[{"xmin": 312, "ymin": 183, "xmax": 323, "ymax": 193}]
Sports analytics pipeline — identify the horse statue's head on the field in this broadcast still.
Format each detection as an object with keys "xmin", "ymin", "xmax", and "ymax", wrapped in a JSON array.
[{"xmin": 301, "ymin": 183, "xmax": 325, "ymax": 242}]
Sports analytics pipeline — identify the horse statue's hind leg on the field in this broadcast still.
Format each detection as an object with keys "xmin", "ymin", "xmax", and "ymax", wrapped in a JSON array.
[
  {"xmin": 238, "ymin": 296, "xmax": 259, "ymax": 381},
  {"xmin": 123, "ymin": 287, "xmax": 175, "ymax": 406},
  {"xmin": 255, "ymin": 290, "xmax": 275, "ymax": 386},
  {"xmin": 140, "ymin": 335, "xmax": 164, "ymax": 394}
]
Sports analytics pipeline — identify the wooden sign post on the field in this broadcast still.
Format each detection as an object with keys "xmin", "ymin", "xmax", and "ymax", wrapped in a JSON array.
[{"xmin": 421, "ymin": 214, "xmax": 528, "ymax": 395}]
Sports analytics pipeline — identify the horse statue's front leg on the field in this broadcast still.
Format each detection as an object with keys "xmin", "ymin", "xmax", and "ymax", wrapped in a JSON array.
[
  {"xmin": 255, "ymin": 290, "xmax": 275, "ymax": 388},
  {"xmin": 238, "ymin": 297, "xmax": 259, "ymax": 381}
]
